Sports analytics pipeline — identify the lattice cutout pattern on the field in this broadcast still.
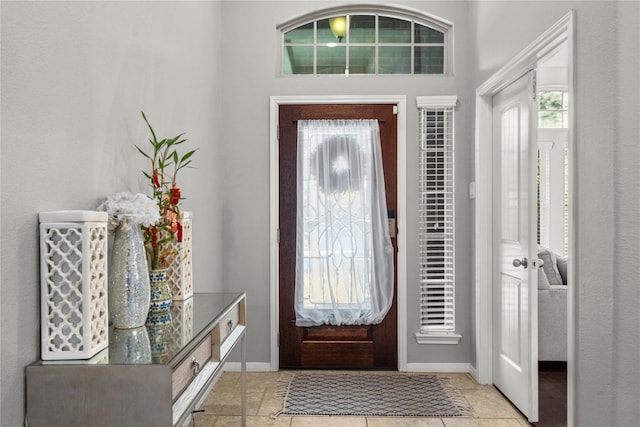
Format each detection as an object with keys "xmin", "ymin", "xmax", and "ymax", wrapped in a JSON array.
[
  {"xmin": 162, "ymin": 214, "xmax": 193, "ymax": 300},
  {"xmin": 169, "ymin": 298, "xmax": 194, "ymax": 350},
  {"xmin": 40, "ymin": 221, "xmax": 108, "ymax": 360}
]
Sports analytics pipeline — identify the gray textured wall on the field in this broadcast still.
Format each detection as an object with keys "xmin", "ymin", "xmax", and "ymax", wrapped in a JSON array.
[{"xmin": 1, "ymin": 2, "xmax": 223, "ymax": 425}]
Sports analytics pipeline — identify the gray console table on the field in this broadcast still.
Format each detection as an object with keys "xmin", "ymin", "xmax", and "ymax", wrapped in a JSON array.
[{"xmin": 26, "ymin": 292, "xmax": 246, "ymax": 427}]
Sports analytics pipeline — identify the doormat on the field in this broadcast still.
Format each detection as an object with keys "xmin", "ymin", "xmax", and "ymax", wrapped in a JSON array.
[{"xmin": 274, "ymin": 372, "xmax": 473, "ymax": 417}]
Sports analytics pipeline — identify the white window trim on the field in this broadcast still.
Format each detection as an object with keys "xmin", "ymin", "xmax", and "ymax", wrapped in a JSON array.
[
  {"xmin": 415, "ymin": 332, "xmax": 462, "ymax": 345},
  {"xmin": 415, "ymin": 95, "xmax": 460, "ymax": 345}
]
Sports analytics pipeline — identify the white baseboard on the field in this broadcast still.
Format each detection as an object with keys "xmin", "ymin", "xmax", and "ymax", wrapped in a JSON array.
[
  {"xmin": 223, "ymin": 362, "xmax": 475, "ymax": 374},
  {"xmin": 404, "ymin": 363, "xmax": 471, "ymax": 373},
  {"xmin": 469, "ymin": 364, "xmax": 485, "ymax": 383},
  {"xmin": 223, "ymin": 362, "xmax": 274, "ymax": 372}
]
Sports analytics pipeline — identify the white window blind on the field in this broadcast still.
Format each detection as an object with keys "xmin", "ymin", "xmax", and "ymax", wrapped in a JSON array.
[
  {"xmin": 417, "ymin": 96, "xmax": 456, "ymax": 334},
  {"xmin": 537, "ymin": 142, "xmax": 553, "ymax": 248},
  {"xmin": 563, "ymin": 148, "xmax": 569, "ymax": 256}
]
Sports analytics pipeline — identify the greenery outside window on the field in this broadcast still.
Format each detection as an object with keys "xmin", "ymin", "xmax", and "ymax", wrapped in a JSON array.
[{"xmin": 539, "ymin": 90, "xmax": 569, "ymax": 128}]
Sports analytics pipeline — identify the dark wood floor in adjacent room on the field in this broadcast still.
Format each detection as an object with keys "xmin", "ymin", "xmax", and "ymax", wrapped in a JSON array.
[{"xmin": 535, "ymin": 362, "xmax": 567, "ymax": 426}]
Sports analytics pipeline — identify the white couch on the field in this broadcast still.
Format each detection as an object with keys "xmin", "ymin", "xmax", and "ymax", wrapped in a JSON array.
[{"xmin": 537, "ymin": 247, "xmax": 568, "ymax": 361}]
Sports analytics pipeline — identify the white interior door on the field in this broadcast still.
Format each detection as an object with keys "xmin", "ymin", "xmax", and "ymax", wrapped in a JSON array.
[{"xmin": 492, "ymin": 71, "xmax": 539, "ymax": 422}]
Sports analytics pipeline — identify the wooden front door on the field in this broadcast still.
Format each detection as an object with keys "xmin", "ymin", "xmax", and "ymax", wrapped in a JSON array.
[{"xmin": 278, "ymin": 104, "xmax": 398, "ymax": 370}]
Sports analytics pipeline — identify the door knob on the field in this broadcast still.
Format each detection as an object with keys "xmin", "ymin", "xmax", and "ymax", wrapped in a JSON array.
[
  {"xmin": 512, "ymin": 257, "xmax": 528, "ymax": 268},
  {"xmin": 532, "ymin": 258, "xmax": 544, "ymax": 268}
]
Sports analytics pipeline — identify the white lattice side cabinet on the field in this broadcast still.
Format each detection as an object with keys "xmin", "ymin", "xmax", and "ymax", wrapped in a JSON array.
[
  {"xmin": 39, "ymin": 210, "xmax": 109, "ymax": 360},
  {"xmin": 169, "ymin": 297, "xmax": 194, "ymax": 350},
  {"xmin": 165, "ymin": 211, "xmax": 193, "ymax": 301}
]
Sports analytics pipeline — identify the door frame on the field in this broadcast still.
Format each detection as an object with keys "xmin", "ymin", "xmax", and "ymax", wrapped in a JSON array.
[
  {"xmin": 474, "ymin": 10, "xmax": 575, "ymax": 423},
  {"xmin": 269, "ymin": 95, "xmax": 408, "ymax": 372}
]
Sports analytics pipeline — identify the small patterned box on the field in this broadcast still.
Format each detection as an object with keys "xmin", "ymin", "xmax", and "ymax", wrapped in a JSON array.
[{"xmin": 39, "ymin": 210, "xmax": 109, "ymax": 360}]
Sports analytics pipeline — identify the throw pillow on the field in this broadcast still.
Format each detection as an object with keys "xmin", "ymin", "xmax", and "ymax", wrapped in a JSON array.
[
  {"xmin": 537, "ymin": 247, "xmax": 564, "ymax": 286},
  {"xmin": 538, "ymin": 267, "xmax": 551, "ymax": 290},
  {"xmin": 556, "ymin": 255, "xmax": 568, "ymax": 286}
]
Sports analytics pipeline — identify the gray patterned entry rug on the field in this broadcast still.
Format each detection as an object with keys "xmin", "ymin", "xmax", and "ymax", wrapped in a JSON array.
[{"xmin": 275, "ymin": 372, "xmax": 473, "ymax": 417}]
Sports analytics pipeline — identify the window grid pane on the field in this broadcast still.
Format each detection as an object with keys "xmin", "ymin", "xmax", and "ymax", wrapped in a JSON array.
[
  {"xmin": 378, "ymin": 16, "xmax": 411, "ymax": 43},
  {"xmin": 415, "ymin": 23, "xmax": 445, "ymax": 43},
  {"xmin": 284, "ymin": 46, "xmax": 314, "ymax": 75},
  {"xmin": 419, "ymin": 107, "xmax": 455, "ymax": 333},
  {"xmin": 379, "ymin": 46, "xmax": 411, "ymax": 74},
  {"xmin": 317, "ymin": 19, "xmax": 338, "ymax": 44},
  {"xmin": 350, "ymin": 15, "xmax": 376, "ymax": 43},
  {"xmin": 414, "ymin": 46, "xmax": 444, "ymax": 74},
  {"xmin": 538, "ymin": 90, "xmax": 569, "ymax": 128},
  {"xmin": 284, "ymin": 22, "xmax": 314, "ymax": 43},
  {"xmin": 317, "ymin": 45, "xmax": 346, "ymax": 74},
  {"xmin": 349, "ymin": 46, "xmax": 376, "ymax": 74}
]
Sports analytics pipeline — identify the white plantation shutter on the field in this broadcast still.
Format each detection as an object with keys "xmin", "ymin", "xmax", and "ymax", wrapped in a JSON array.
[
  {"xmin": 417, "ymin": 96, "xmax": 456, "ymax": 334},
  {"xmin": 563, "ymin": 148, "xmax": 569, "ymax": 256},
  {"xmin": 537, "ymin": 142, "xmax": 553, "ymax": 248}
]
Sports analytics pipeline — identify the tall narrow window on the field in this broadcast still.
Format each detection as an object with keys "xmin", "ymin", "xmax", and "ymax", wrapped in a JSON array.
[
  {"xmin": 563, "ymin": 148, "xmax": 569, "ymax": 256},
  {"xmin": 537, "ymin": 89, "xmax": 570, "ymax": 256},
  {"xmin": 416, "ymin": 96, "xmax": 460, "ymax": 344},
  {"xmin": 537, "ymin": 142, "xmax": 553, "ymax": 248}
]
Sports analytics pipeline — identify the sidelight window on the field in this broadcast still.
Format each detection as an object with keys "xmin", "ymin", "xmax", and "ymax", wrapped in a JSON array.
[{"xmin": 416, "ymin": 96, "xmax": 460, "ymax": 344}]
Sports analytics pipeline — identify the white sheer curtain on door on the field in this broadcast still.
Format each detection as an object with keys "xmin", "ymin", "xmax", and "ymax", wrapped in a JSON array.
[{"xmin": 295, "ymin": 119, "xmax": 394, "ymax": 327}]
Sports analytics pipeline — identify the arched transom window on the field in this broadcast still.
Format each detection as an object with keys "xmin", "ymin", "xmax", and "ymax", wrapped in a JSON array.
[{"xmin": 278, "ymin": 5, "xmax": 453, "ymax": 76}]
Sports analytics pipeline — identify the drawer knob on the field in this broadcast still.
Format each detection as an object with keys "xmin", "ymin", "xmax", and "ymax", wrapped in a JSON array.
[
  {"xmin": 227, "ymin": 319, "xmax": 234, "ymax": 334},
  {"xmin": 192, "ymin": 356, "xmax": 200, "ymax": 375}
]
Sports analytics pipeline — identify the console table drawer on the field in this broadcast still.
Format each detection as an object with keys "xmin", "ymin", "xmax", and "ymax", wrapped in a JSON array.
[
  {"xmin": 220, "ymin": 304, "xmax": 240, "ymax": 345},
  {"xmin": 211, "ymin": 298, "xmax": 245, "ymax": 361},
  {"xmin": 172, "ymin": 333, "xmax": 212, "ymax": 400}
]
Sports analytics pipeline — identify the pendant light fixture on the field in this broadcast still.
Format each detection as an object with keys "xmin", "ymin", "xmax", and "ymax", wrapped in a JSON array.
[{"xmin": 329, "ymin": 16, "xmax": 348, "ymax": 42}]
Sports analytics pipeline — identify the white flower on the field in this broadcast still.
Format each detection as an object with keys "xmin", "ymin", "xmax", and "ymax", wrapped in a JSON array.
[{"xmin": 97, "ymin": 192, "xmax": 160, "ymax": 230}]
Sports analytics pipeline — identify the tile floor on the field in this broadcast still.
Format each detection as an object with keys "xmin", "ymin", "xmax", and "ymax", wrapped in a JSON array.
[{"xmin": 192, "ymin": 371, "xmax": 531, "ymax": 427}]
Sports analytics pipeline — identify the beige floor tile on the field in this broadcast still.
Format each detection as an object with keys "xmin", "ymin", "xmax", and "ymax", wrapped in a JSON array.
[
  {"xmin": 258, "ymin": 393, "xmax": 285, "ymax": 416},
  {"xmin": 439, "ymin": 374, "xmax": 486, "ymax": 390},
  {"xmin": 202, "ymin": 371, "xmax": 528, "ymax": 427},
  {"xmin": 290, "ymin": 416, "xmax": 368, "ymax": 427},
  {"xmin": 207, "ymin": 415, "xmax": 292, "ymax": 427},
  {"xmin": 201, "ymin": 389, "xmax": 265, "ymax": 416},
  {"xmin": 213, "ymin": 371, "xmax": 241, "ymax": 387},
  {"xmin": 366, "ymin": 416, "xmax": 445, "ymax": 426},
  {"xmin": 460, "ymin": 387, "xmax": 523, "ymax": 419},
  {"xmin": 191, "ymin": 413, "xmax": 216, "ymax": 426},
  {"xmin": 442, "ymin": 418, "xmax": 525, "ymax": 427},
  {"xmin": 246, "ymin": 372, "xmax": 284, "ymax": 388}
]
